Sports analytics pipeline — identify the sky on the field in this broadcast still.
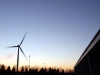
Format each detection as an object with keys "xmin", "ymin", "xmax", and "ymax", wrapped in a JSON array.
[{"xmin": 0, "ymin": 0, "xmax": 100, "ymax": 70}]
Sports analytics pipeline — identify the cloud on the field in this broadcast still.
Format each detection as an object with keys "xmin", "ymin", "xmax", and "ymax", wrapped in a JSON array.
[
  {"xmin": 0, "ymin": 52, "xmax": 17, "ymax": 59},
  {"xmin": 40, "ymin": 48, "xmax": 51, "ymax": 53}
]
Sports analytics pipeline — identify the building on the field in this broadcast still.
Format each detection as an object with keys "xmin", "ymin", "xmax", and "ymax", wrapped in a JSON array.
[{"xmin": 74, "ymin": 29, "xmax": 100, "ymax": 75}]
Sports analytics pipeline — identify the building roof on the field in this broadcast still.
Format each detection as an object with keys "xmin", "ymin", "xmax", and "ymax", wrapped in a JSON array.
[{"xmin": 74, "ymin": 29, "xmax": 100, "ymax": 68}]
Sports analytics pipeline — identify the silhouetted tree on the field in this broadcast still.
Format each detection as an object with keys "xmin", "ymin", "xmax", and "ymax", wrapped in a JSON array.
[
  {"xmin": 24, "ymin": 67, "xmax": 28, "ymax": 75},
  {"xmin": 25, "ymin": 67, "xmax": 28, "ymax": 72},
  {"xmin": 7, "ymin": 66, "xmax": 11, "ymax": 71},
  {"xmin": 1, "ymin": 64, "xmax": 5, "ymax": 70},
  {"xmin": 35, "ymin": 68, "xmax": 38, "ymax": 75},
  {"xmin": 0, "ymin": 64, "xmax": 75, "ymax": 75},
  {"xmin": 39, "ymin": 67, "xmax": 43, "ymax": 73},
  {"xmin": 12, "ymin": 66, "xmax": 15, "ymax": 72},
  {"xmin": 61, "ymin": 69, "xmax": 64, "ymax": 75},
  {"xmin": 7, "ymin": 66, "xmax": 11, "ymax": 75},
  {"xmin": 0, "ymin": 64, "xmax": 6, "ymax": 75},
  {"xmin": 0, "ymin": 64, "xmax": 2, "ymax": 69},
  {"xmin": 21, "ymin": 66, "xmax": 24, "ymax": 72},
  {"xmin": 11, "ymin": 66, "xmax": 16, "ymax": 75}
]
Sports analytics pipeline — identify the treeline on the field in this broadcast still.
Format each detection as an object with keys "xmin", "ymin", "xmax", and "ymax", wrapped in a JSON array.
[{"xmin": 0, "ymin": 64, "xmax": 75, "ymax": 75}]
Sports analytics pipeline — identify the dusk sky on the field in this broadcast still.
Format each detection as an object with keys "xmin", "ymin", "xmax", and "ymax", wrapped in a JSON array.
[{"xmin": 0, "ymin": 0, "xmax": 100, "ymax": 70}]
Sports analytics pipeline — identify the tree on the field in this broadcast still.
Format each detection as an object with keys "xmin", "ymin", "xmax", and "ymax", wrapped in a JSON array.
[
  {"xmin": 61, "ymin": 69, "xmax": 64, "ymax": 75},
  {"xmin": 7, "ymin": 66, "xmax": 11, "ymax": 71},
  {"xmin": 12, "ymin": 66, "xmax": 15, "ymax": 72},
  {"xmin": 0, "ymin": 64, "xmax": 2, "ymax": 69},
  {"xmin": 21, "ymin": 66, "xmax": 24, "ymax": 72},
  {"xmin": 6, "ymin": 66, "xmax": 11, "ymax": 75},
  {"xmin": 1, "ymin": 64, "xmax": 5, "ymax": 70},
  {"xmin": 25, "ymin": 67, "xmax": 28, "ymax": 72},
  {"xmin": 0, "ymin": 64, "xmax": 6, "ymax": 75},
  {"xmin": 11, "ymin": 66, "xmax": 16, "ymax": 75}
]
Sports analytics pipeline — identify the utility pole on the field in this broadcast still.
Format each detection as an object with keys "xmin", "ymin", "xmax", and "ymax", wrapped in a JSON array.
[
  {"xmin": 29, "ymin": 55, "xmax": 31, "ymax": 70},
  {"xmin": 43, "ymin": 63, "xmax": 45, "ymax": 68}
]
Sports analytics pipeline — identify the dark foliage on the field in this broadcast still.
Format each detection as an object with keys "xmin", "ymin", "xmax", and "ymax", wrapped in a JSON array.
[{"xmin": 0, "ymin": 64, "xmax": 75, "ymax": 75}]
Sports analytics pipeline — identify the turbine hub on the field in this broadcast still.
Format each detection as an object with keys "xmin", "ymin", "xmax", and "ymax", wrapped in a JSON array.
[{"xmin": 18, "ymin": 45, "xmax": 20, "ymax": 47}]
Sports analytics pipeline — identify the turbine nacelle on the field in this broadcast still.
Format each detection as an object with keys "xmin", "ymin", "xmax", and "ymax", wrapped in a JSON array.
[{"xmin": 18, "ymin": 45, "xmax": 20, "ymax": 47}]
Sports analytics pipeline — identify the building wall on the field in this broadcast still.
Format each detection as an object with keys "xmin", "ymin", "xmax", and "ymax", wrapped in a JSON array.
[{"xmin": 74, "ymin": 39, "xmax": 100, "ymax": 75}]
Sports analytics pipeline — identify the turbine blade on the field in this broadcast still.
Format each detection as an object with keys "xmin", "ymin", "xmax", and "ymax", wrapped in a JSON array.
[
  {"xmin": 20, "ymin": 33, "xmax": 27, "ymax": 46},
  {"xmin": 19, "ymin": 47, "xmax": 28, "ymax": 60},
  {"xmin": 5, "ymin": 46, "xmax": 18, "ymax": 48}
]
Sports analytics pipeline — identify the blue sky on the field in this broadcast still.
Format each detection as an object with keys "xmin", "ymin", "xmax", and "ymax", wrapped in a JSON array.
[{"xmin": 0, "ymin": 0, "xmax": 100, "ymax": 70}]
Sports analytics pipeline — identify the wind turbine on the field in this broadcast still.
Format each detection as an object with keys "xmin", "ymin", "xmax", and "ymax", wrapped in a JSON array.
[{"xmin": 6, "ymin": 33, "xmax": 28, "ymax": 73}]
